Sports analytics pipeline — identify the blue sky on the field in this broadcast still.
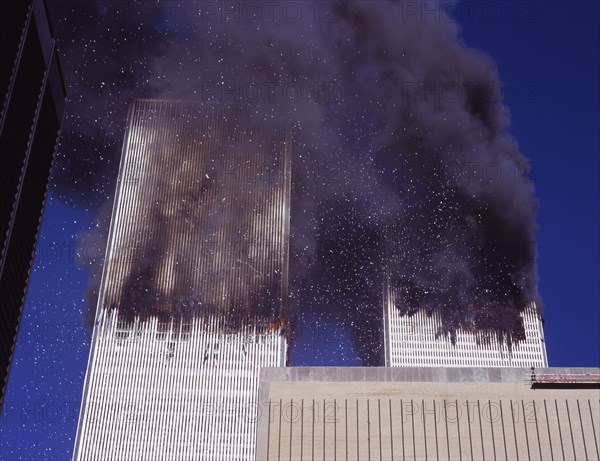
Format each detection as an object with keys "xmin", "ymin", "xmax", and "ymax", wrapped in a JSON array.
[{"xmin": 1, "ymin": 2, "xmax": 598, "ymax": 460}]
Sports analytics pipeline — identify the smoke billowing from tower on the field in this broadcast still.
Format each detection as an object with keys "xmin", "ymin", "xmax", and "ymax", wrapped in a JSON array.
[
  {"xmin": 50, "ymin": 1, "xmax": 540, "ymax": 363},
  {"xmin": 96, "ymin": 101, "xmax": 291, "ymax": 330}
]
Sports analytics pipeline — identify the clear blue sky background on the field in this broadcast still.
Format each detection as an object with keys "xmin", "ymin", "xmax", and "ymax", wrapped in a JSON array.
[{"xmin": 1, "ymin": 2, "xmax": 598, "ymax": 460}]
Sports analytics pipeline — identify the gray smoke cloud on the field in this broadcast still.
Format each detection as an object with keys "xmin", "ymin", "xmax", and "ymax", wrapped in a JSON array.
[{"xmin": 48, "ymin": 0, "xmax": 540, "ymax": 364}]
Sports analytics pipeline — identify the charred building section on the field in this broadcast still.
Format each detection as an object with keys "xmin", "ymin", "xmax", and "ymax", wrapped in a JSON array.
[
  {"xmin": 383, "ymin": 221, "xmax": 548, "ymax": 367},
  {"xmin": 97, "ymin": 100, "xmax": 291, "ymax": 331}
]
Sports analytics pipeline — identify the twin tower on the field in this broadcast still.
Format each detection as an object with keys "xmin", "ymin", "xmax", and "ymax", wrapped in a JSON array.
[{"xmin": 73, "ymin": 100, "xmax": 547, "ymax": 460}]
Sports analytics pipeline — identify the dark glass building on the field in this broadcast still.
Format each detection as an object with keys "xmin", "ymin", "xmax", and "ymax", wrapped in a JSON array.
[{"xmin": 0, "ymin": 0, "xmax": 66, "ymax": 410}]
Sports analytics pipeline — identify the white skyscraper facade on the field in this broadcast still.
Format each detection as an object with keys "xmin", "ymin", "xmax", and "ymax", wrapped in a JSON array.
[
  {"xmin": 384, "ymin": 301, "xmax": 548, "ymax": 368},
  {"xmin": 382, "ymin": 222, "xmax": 548, "ymax": 368},
  {"xmin": 73, "ymin": 100, "xmax": 291, "ymax": 461}
]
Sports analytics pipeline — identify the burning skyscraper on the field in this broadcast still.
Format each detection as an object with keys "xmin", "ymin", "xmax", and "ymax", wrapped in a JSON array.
[
  {"xmin": 57, "ymin": 0, "xmax": 548, "ymax": 370},
  {"xmin": 69, "ymin": 2, "xmax": 555, "ymax": 455},
  {"xmin": 382, "ymin": 221, "xmax": 548, "ymax": 367},
  {"xmin": 73, "ymin": 100, "xmax": 291, "ymax": 461},
  {"xmin": 383, "ymin": 299, "xmax": 547, "ymax": 367}
]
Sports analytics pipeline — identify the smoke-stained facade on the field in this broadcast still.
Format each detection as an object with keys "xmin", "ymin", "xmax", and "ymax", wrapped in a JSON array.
[
  {"xmin": 99, "ymin": 100, "xmax": 290, "ymax": 327},
  {"xmin": 383, "ymin": 222, "xmax": 548, "ymax": 367},
  {"xmin": 384, "ymin": 302, "xmax": 547, "ymax": 368},
  {"xmin": 73, "ymin": 100, "xmax": 290, "ymax": 461}
]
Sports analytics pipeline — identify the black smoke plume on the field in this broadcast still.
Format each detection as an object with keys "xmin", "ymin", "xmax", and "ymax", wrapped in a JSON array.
[{"xmin": 47, "ymin": 0, "xmax": 540, "ymax": 364}]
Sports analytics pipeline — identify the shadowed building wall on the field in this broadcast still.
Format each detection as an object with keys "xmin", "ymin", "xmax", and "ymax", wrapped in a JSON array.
[
  {"xmin": 0, "ymin": 0, "xmax": 66, "ymax": 411},
  {"xmin": 257, "ymin": 367, "xmax": 600, "ymax": 461},
  {"xmin": 73, "ymin": 100, "xmax": 291, "ymax": 461}
]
